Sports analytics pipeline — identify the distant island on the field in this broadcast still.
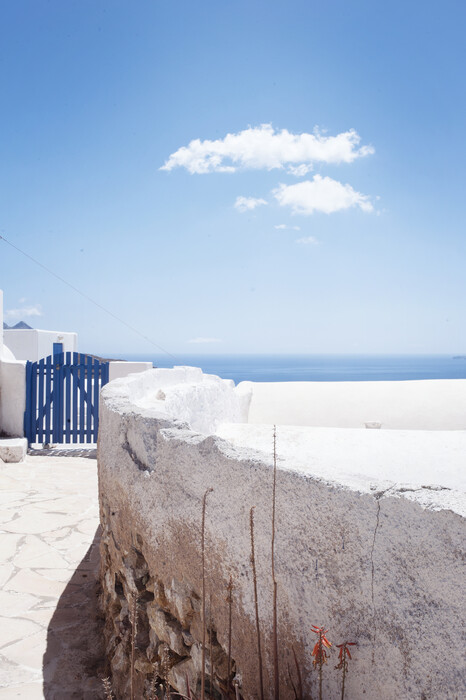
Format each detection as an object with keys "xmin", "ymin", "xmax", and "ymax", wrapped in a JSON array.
[
  {"xmin": 452, "ymin": 355, "xmax": 466, "ymax": 360},
  {"xmin": 3, "ymin": 321, "xmax": 33, "ymax": 330}
]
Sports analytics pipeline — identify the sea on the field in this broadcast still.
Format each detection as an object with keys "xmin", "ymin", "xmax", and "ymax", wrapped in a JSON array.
[{"xmin": 121, "ymin": 354, "xmax": 466, "ymax": 384}]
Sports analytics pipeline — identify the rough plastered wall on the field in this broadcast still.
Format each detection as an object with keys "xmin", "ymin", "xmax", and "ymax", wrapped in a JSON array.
[
  {"xmin": 98, "ymin": 369, "xmax": 465, "ymax": 699},
  {"xmin": 0, "ymin": 358, "xmax": 26, "ymax": 436}
]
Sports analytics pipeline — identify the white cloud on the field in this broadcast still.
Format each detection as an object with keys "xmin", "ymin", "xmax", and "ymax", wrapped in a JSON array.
[
  {"xmin": 273, "ymin": 175, "xmax": 374, "ymax": 215},
  {"xmin": 234, "ymin": 196, "xmax": 267, "ymax": 213},
  {"xmin": 287, "ymin": 164, "xmax": 313, "ymax": 177},
  {"xmin": 188, "ymin": 337, "xmax": 222, "ymax": 344},
  {"xmin": 161, "ymin": 124, "xmax": 374, "ymax": 174},
  {"xmin": 296, "ymin": 236, "xmax": 319, "ymax": 245},
  {"xmin": 274, "ymin": 224, "xmax": 301, "ymax": 230},
  {"xmin": 5, "ymin": 304, "xmax": 42, "ymax": 319}
]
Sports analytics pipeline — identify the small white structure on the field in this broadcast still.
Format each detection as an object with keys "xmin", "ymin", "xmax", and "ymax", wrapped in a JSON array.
[
  {"xmin": 3, "ymin": 327, "xmax": 78, "ymax": 362},
  {"xmin": 0, "ymin": 291, "xmax": 27, "ymax": 441},
  {"xmin": 108, "ymin": 361, "xmax": 153, "ymax": 383},
  {"xmin": 0, "ymin": 290, "xmax": 153, "ymax": 442}
]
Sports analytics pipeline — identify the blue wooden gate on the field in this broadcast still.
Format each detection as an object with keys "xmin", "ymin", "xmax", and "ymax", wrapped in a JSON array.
[{"xmin": 24, "ymin": 352, "xmax": 109, "ymax": 445}]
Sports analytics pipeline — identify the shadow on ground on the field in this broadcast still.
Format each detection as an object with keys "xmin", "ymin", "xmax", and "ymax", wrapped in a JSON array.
[
  {"xmin": 43, "ymin": 527, "xmax": 106, "ymax": 699},
  {"xmin": 28, "ymin": 448, "xmax": 97, "ymax": 459}
]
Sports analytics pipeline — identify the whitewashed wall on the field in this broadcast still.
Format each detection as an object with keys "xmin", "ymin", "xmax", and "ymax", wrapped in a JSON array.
[
  {"xmin": 3, "ymin": 329, "xmax": 78, "ymax": 362},
  {"xmin": 0, "ymin": 291, "xmax": 26, "ymax": 436},
  {"xmin": 0, "ymin": 359, "xmax": 26, "ymax": 437},
  {"xmin": 108, "ymin": 361, "xmax": 153, "ymax": 382},
  {"xmin": 245, "ymin": 379, "xmax": 466, "ymax": 430},
  {"xmin": 98, "ymin": 368, "xmax": 465, "ymax": 699},
  {"xmin": 0, "ymin": 289, "xmax": 3, "ymax": 353}
]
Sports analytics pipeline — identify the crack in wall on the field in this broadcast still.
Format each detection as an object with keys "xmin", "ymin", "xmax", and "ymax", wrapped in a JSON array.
[
  {"xmin": 396, "ymin": 484, "xmax": 450, "ymax": 494},
  {"xmin": 122, "ymin": 436, "xmax": 151, "ymax": 473},
  {"xmin": 370, "ymin": 494, "xmax": 383, "ymax": 665}
]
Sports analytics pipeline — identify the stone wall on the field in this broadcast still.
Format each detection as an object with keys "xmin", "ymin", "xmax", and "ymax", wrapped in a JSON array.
[{"xmin": 98, "ymin": 368, "xmax": 465, "ymax": 699}]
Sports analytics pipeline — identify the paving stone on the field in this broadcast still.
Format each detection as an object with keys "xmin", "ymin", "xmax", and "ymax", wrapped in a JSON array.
[
  {"xmin": 13, "ymin": 535, "xmax": 70, "ymax": 570},
  {"xmin": 0, "ymin": 682, "xmax": 44, "ymax": 698},
  {"xmin": 0, "ymin": 453, "xmax": 102, "ymax": 697},
  {"xmin": 0, "ymin": 533, "xmax": 23, "ymax": 563},
  {"xmin": 0, "ymin": 590, "xmax": 39, "ymax": 617},
  {"xmin": 2, "ymin": 509, "xmax": 81, "ymax": 535},
  {"xmin": 0, "ymin": 655, "xmax": 39, "ymax": 689},
  {"xmin": 0, "ymin": 563, "xmax": 14, "ymax": 588},
  {"xmin": 5, "ymin": 568, "xmax": 69, "ymax": 598},
  {"xmin": 0, "ymin": 617, "xmax": 42, "ymax": 649},
  {"xmin": 1, "ymin": 628, "xmax": 48, "ymax": 670},
  {"xmin": 33, "ymin": 568, "xmax": 73, "ymax": 582}
]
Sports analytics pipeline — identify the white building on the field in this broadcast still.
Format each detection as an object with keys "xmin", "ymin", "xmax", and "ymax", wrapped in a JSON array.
[
  {"xmin": 3, "ymin": 327, "xmax": 77, "ymax": 362},
  {"xmin": 0, "ymin": 291, "xmax": 27, "ymax": 438},
  {"xmin": 0, "ymin": 289, "xmax": 152, "ymax": 439}
]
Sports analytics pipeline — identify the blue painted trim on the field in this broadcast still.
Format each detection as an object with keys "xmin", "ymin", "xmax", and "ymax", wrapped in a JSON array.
[
  {"xmin": 37, "ymin": 358, "xmax": 45, "ymax": 443},
  {"xmin": 45, "ymin": 355, "xmax": 52, "ymax": 442},
  {"xmin": 24, "ymin": 361, "xmax": 32, "ymax": 443}
]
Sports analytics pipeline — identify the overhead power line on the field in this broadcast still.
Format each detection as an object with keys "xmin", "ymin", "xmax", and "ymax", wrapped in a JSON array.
[{"xmin": 0, "ymin": 234, "xmax": 178, "ymax": 361}]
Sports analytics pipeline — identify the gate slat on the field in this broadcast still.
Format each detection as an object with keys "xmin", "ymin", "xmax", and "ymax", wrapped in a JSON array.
[
  {"xmin": 37, "ymin": 358, "xmax": 45, "ymax": 443},
  {"xmin": 79, "ymin": 354, "xmax": 86, "ymax": 442},
  {"xmin": 24, "ymin": 361, "xmax": 32, "ymax": 443},
  {"xmin": 72, "ymin": 352, "xmax": 79, "ymax": 443},
  {"xmin": 31, "ymin": 359, "xmax": 37, "ymax": 445},
  {"xmin": 86, "ymin": 355, "xmax": 93, "ymax": 442},
  {"xmin": 52, "ymin": 355, "xmax": 58, "ymax": 442},
  {"xmin": 57, "ymin": 352, "xmax": 64, "ymax": 443},
  {"xmin": 45, "ymin": 355, "xmax": 52, "ymax": 443},
  {"xmin": 93, "ymin": 358, "xmax": 100, "ymax": 440},
  {"xmin": 65, "ymin": 352, "xmax": 72, "ymax": 443}
]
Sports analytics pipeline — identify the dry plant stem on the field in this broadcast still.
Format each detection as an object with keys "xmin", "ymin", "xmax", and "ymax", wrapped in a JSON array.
[
  {"xmin": 209, "ymin": 592, "xmax": 213, "ymax": 689},
  {"xmin": 101, "ymin": 677, "xmax": 114, "ymax": 700},
  {"xmin": 272, "ymin": 425, "xmax": 279, "ymax": 699},
  {"xmin": 227, "ymin": 576, "xmax": 233, "ymax": 685},
  {"xmin": 340, "ymin": 648, "xmax": 347, "ymax": 700},
  {"xmin": 318, "ymin": 631, "xmax": 323, "ymax": 700},
  {"xmin": 130, "ymin": 593, "xmax": 138, "ymax": 700},
  {"xmin": 201, "ymin": 487, "xmax": 213, "ymax": 700},
  {"xmin": 249, "ymin": 507, "xmax": 264, "ymax": 700}
]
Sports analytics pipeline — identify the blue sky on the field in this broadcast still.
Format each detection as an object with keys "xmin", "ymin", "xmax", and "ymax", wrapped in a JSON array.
[{"xmin": 1, "ymin": 0, "xmax": 465, "ymax": 356}]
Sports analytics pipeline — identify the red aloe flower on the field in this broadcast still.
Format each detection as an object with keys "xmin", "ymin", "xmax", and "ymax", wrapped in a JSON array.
[
  {"xmin": 335, "ymin": 642, "xmax": 357, "ymax": 670},
  {"xmin": 311, "ymin": 626, "xmax": 332, "ymax": 668},
  {"xmin": 335, "ymin": 641, "xmax": 357, "ymax": 700}
]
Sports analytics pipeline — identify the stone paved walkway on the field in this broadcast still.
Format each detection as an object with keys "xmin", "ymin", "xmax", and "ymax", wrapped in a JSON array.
[{"xmin": 0, "ymin": 451, "xmax": 105, "ymax": 699}]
